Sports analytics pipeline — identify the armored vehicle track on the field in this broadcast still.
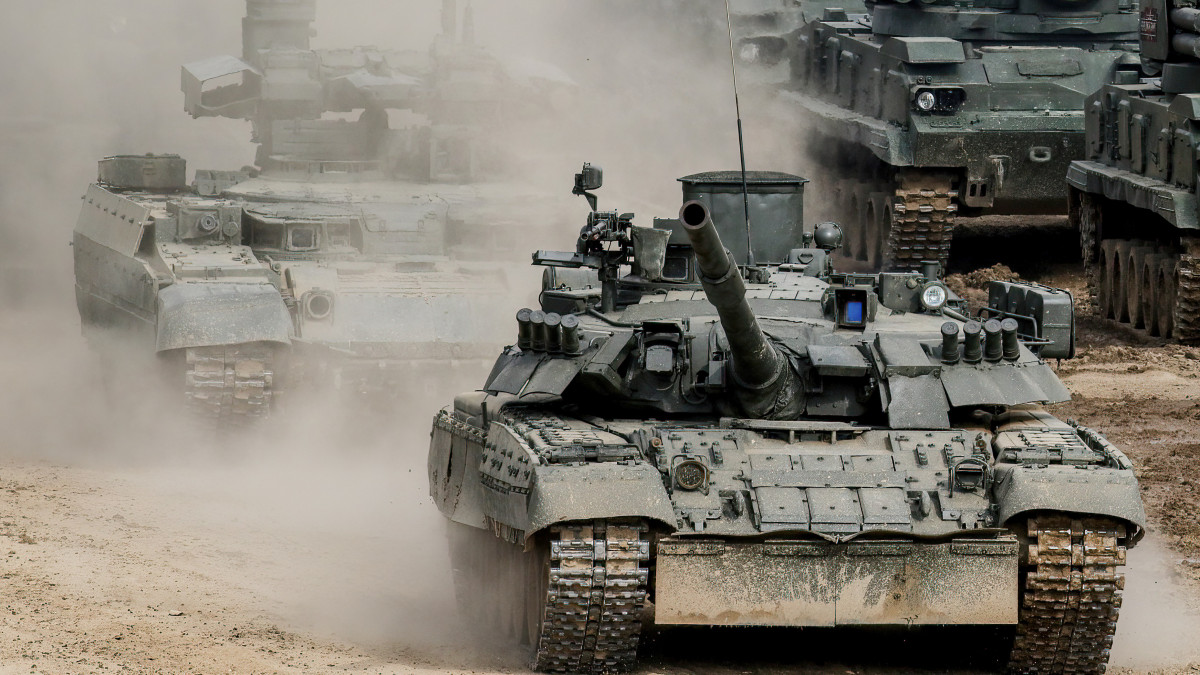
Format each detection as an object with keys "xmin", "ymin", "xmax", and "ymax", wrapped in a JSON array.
[
  {"xmin": 184, "ymin": 344, "xmax": 276, "ymax": 424},
  {"xmin": 833, "ymin": 172, "xmax": 957, "ymax": 271},
  {"xmin": 887, "ymin": 176, "xmax": 958, "ymax": 270},
  {"xmin": 449, "ymin": 519, "xmax": 649, "ymax": 673},
  {"xmin": 1074, "ymin": 192, "xmax": 1200, "ymax": 341},
  {"xmin": 1010, "ymin": 515, "xmax": 1127, "ymax": 674},
  {"xmin": 533, "ymin": 520, "xmax": 649, "ymax": 673}
]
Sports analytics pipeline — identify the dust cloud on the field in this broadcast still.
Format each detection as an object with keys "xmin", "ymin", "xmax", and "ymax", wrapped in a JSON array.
[
  {"xmin": 0, "ymin": 0, "xmax": 798, "ymax": 665},
  {"xmin": 310, "ymin": 1, "xmax": 805, "ymax": 215}
]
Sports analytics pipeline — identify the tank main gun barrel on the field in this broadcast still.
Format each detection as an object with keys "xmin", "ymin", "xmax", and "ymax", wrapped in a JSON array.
[{"xmin": 679, "ymin": 201, "xmax": 800, "ymax": 418}]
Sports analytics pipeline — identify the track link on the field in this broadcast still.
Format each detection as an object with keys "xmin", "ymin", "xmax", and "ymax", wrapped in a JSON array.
[
  {"xmin": 184, "ymin": 343, "xmax": 276, "ymax": 424},
  {"xmin": 1008, "ymin": 515, "xmax": 1127, "ymax": 675},
  {"xmin": 533, "ymin": 519, "xmax": 650, "ymax": 674},
  {"xmin": 1176, "ymin": 251, "xmax": 1200, "ymax": 340},
  {"xmin": 886, "ymin": 176, "xmax": 958, "ymax": 271},
  {"xmin": 1076, "ymin": 191, "xmax": 1102, "ymax": 305}
]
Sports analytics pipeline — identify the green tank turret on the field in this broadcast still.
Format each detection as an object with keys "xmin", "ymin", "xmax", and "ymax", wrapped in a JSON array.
[{"xmin": 427, "ymin": 163, "xmax": 1145, "ymax": 674}]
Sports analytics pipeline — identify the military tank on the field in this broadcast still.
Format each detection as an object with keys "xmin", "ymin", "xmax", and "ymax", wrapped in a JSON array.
[
  {"xmin": 1067, "ymin": 0, "xmax": 1200, "ymax": 340},
  {"xmin": 788, "ymin": 0, "xmax": 1141, "ymax": 271},
  {"xmin": 72, "ymin": 0, "xmax": 562, "ymax": 423},
  {"xmin": 428, "ymin": 164, "xmax": 1145, "ymax": 673}
]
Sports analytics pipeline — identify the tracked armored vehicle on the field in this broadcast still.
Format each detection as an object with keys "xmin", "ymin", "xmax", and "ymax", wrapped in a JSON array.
[
  {"xmin": 640, "ymin": 0, "xmax": 867, "ymax": 83},
  {"xmin": 428, "ymin": 165, "xmax": 1145, "ymax": 673},
  {"xmin": 73, "ymin": 0, "xmax": 566, "ymax": 423},
  {"xmin": 789, "ymin": 0, "xmax": 1140, "ymax": 270},
  {"xmin": 1068, "ymin": 0, "xmax": 1200, "ymax": 339}
]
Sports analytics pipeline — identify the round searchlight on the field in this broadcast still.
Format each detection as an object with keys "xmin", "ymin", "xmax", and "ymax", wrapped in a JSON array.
[{"xmin": 920, "ymin": 282, "xmax": 948, "ymax": 311}]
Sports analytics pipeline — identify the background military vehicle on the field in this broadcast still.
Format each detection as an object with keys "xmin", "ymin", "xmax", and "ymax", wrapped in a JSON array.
[
  {"xmin": 788, "ymin": 0, "xmax": 1140, "ymax": 271},
  {"xmin": 72, "ymin": 0, "xmax": 567, "ymax": 423},
  {"xmin": 428, "ymin": 164, "xmax": 1145, "ymax": 674},
  {"xmin": 1068, "ymin": 0, "xmax": 1200, "ymax": 340},
  {"xmin": 638, "ymin": 0, "xmax": 867, "ymax": 84}
]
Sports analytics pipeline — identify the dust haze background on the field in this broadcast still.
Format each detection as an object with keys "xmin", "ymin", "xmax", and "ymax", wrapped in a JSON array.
[
  {"xmin": 0, "ymin": 0, "xmax": 787, "ymax": 661},
  {"xmin": 1, "ymin": 1, "xmax": 1194, "ymax": 671}
]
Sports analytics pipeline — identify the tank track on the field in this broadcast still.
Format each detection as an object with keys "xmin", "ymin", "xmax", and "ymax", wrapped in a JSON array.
[
  {"xmin": 1088, "ymin": 238, "xmax": 1200, "ymax": 341},
  {"xmin": 184, "ymin": 344, "xmax": 276, "ymax": 423},
  {"xmin": 885, "ymin": 177, "xmax": 958, "ymax": 271},
  {"xmin": 1176, "ymin": 251, "xmax": 1200, "ymax": 340},
  {"xmin": 1076, "ymin": 191, "xmax": 1101, "ymax": 305},
  {"xmin": 1008, "ymin": 515, "xmax": 1126, "ymax": 675},
  {"xmin": 532, "ymin": 519, "xmax": 650, "ymax": 674}
]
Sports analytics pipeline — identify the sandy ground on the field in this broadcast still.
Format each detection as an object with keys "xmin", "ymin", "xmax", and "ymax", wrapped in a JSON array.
[{"xmin": 0, "ymin": 264, "xmax": 1198, "ymax": 675}]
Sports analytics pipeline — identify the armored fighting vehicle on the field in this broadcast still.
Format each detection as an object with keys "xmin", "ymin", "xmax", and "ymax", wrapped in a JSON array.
[
  {"xmin": 428, "ymin": 165, "xmax": 1145, "ymax": 673},
  {"xmin": 788, "ymin": 0, "xmax": 1140, "ymax": 270},
  {"xmin": 73, "ymin": 0, "xmax": 561, "ymax": 422},
  {"xmin": 1067, "ymin": 0, "xmax": 1200, "ymax": 339},
  {"xmin": 636, "ymin": 0, "xmax": 866, "ymax": 84}
]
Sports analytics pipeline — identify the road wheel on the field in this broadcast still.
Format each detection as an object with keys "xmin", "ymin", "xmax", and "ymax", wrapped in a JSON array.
[
  {"xmin": 1128, "ymin": 243, "xmax": 1153, "ymax": 329},
  {"xmin": 1110, "ymin": 241, "xmax": 1132, "ymax": 323},
  {"xmin": 1157, "ymin": 254, "xmax": 1179, "ymax": 338},
  {"xmin": 1098, "ymin": 241, "xmax": 1117, "ymax": 320}
]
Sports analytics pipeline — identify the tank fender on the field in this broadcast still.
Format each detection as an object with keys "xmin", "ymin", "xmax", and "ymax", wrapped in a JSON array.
[
  {"xmin": 428, "ymin": 406, "xmax": 489, "ymax": 529},
  {"xmin": 993, "ymin": 464, "xmax": 1146, "ymax": 542},
  {"xmin": 526, "ymin": 462, "xmax": 678, "ymax": 542},
  {"xmin": 474, "ymin": 418, "xmax": 677, "ymax": 542},
  {"xmin": 777, "ymin": 91, "xmax": 913, "ymax": 166},
  {"xmin": 156, "ymin": 282, "xmax": 293, "ymax": 352}
]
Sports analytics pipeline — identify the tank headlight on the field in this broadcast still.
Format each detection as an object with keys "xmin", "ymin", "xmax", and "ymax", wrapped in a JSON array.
[
  {"xmin": 674, "ymin": 459, "xmax": 708, "ymax": 491},
  {"xmin": 303, "ymin": 290, "xmax": 334, "ymax": 320},
  {"xmin": 913, "ymin": 87, "xmax": 966, "ymax": 114},
  {"xmin": 921, "ymin": 282, "xmax": 948, "ymax": 311}
]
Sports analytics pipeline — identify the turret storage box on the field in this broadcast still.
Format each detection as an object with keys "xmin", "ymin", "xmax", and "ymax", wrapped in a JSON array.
[{"xmin": 98, "ymin": 154, "xmax": 187, "ymax": 190}]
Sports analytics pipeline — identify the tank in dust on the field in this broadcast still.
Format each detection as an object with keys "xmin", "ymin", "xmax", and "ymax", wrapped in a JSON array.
[
  {"xmin": 638, "ymin": 0, "xmax": 868, "ymax": 84},
  {"xmin": 73, "ymin": 0, "xmax": 572, "ymax": 423},
  {"xmin": 1068, "ymin": 0, "xmax": 1200, "ymax": 340},
  {"xmin": 428, "ymin": 164, "xmax": 1145, "ymax": 673},
  {"xmin": 787, "ymin": 0, "xmax": 1140, "ymax": 271}
]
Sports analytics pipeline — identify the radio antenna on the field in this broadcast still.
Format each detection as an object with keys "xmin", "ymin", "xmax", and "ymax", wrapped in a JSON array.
[{"xmin": 724, "ymin": 0, "xmax": 755, "ymax": 267}]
